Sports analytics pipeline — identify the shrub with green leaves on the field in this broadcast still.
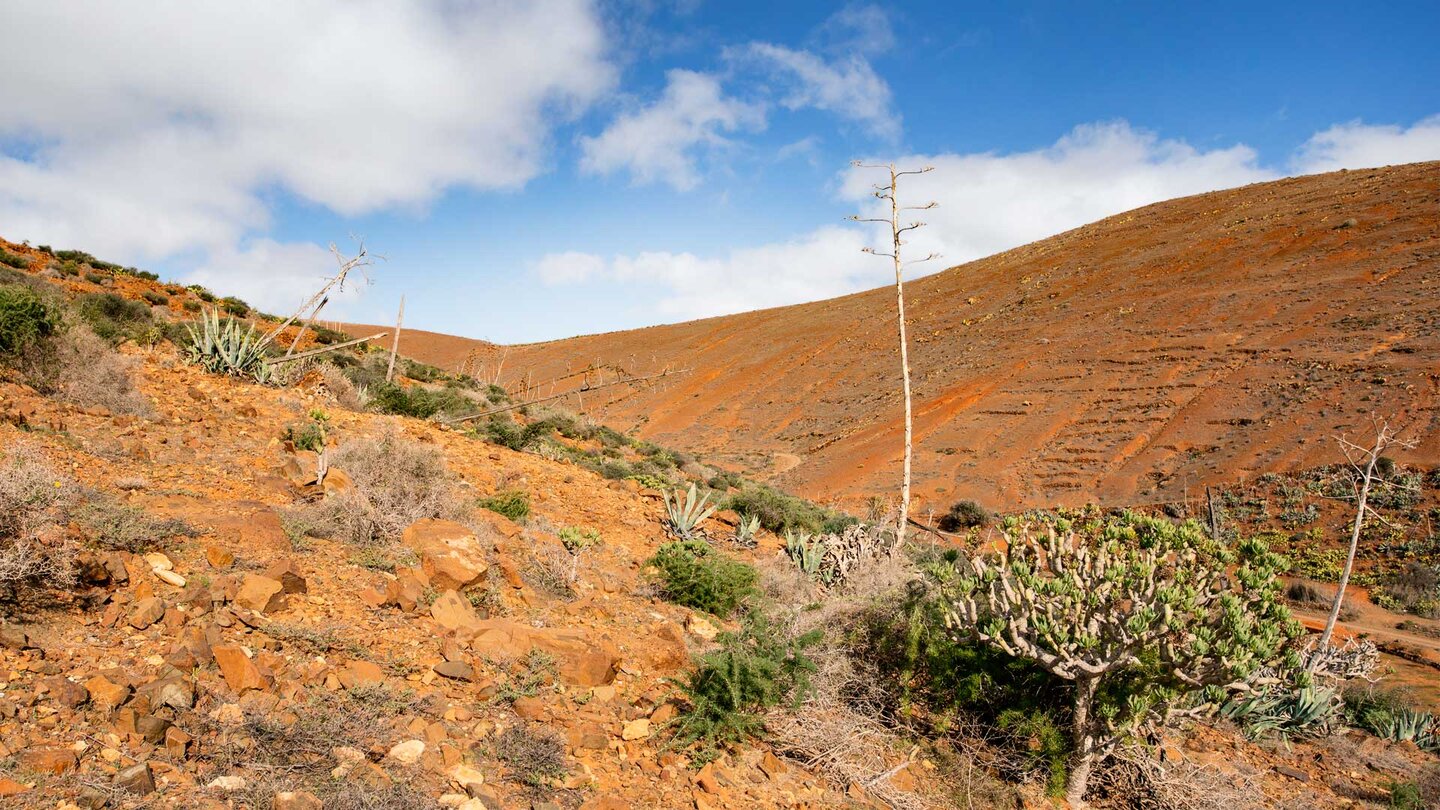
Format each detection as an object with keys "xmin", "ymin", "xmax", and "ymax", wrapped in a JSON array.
[
  {"xmin": 482, "ymin": 414, "xmax": 554, "ymax": 451},
  {"xmin": 220, "ymin": 295, "xmax": 250, "ymax": 316},
  {"xmin": 937, "ymin": 499, "xmax": 991, "ymax": 532},
  {"xmin": 663, "ymin": 483, "xmax": 716, "ymax": 539},
  {"xmin": 141, "ymin": 290, "xmax": 169, "ymax": 306},
  {"xmin": 76, "ymin": 292, "xmax": 153, "ymax": 344},
  {"xmin": 0, "ymin": 285, "xmax": 59, "ymax": 357},
  {"xmin": 938, "ymin": 508, "xmax": 1298, "ymax": 805},
  {"xmin": 671, "ymin": 609, "xmax": 821, "ymax": 753},
  {"xmin": 723, "ymin": 483, "xmax": 854, "ymax": 535},
  {"xmin": 479, "ymin": 489, "xmax": 530, "ymax": 523},
  {"xmin": 368, "ymin": 381, "xmax": 471, "ymax": 419},
  {"xmin": 0, "ymin": 248, "xmax": 29, "ymax": 269},
  {"xmin": 648, "ymin": 540, "xmax": 757, "ymax": 618}
]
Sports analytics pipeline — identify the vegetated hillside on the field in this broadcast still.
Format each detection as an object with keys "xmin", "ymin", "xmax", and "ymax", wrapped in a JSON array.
[{"xmin": 353, "ymin": 162, "xmax": 1440, "ymax": 513}]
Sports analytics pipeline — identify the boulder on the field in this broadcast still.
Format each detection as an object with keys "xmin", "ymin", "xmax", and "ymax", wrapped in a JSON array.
[
  {"xmin": 114, "ymin": 762, "xmax": 156, "ymax": 796},
  {"xmin": 18, "ymin": 747, "xmax": 77, "ymax": 775},
  {"xmin": 337, "ymin": 660, "xmax": 386, "ymax": 689},
  {"xmin": 262, "ymin": 560, "xmax": 308, "ymax": 594},
  {"xmin": 433, "ymin": 660, "xmax": 475, "ymax": 682},
  {"xmin": 235, "ymin": 574, "xmax": 286, "ymax": 613},
  {"xmin": 386, "ymin": 739, "xmax": 426, "ymax": 766},
  {"xmin": 212, "ymin": 645, "xmax": 270, "ymax": 692},
  {"xmin": 273, "ymin": 791, "xmax": 324, "ymax": 810},
  {"xmin": 129, "ymin": 597, "xmax": 166, "ymax": 629},
  {"xmin": 431, "ymin": 590, "xmax": 483, "ymax": 634},
  {"xmin": 403, "ymin": 519, "xmax": 491, "ymax": 591},
  {"xmin": 467, "ymin": 619, "xmax": 619, "ymax": 687},
  {"xmin": 85, "ymin": 675, "xmax": 132, "ymax": 712}
]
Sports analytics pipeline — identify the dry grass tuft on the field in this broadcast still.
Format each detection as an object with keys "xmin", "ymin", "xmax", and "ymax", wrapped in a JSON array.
[
  {"xmin": 0, "ymin": 442, "xmax": 79, "ymax": 595},
  {"xmin": 296, "ymin": 428, "xmax": 463, "ymax": 545}
]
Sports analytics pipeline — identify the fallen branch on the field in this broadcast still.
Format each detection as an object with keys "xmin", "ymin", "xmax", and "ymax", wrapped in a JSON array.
[{"xmin": 269, "ymin": 332, "xmax": 387, "ymax": 364}]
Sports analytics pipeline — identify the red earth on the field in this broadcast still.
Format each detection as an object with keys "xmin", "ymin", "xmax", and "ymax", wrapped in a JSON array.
[{"xmin": 349, "ymin": 162, "xmax": 1440, "ymax": 514}]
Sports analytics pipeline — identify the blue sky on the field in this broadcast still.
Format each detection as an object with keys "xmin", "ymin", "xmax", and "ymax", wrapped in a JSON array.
[{"xmin": 2, "ymin": 1, "xmax": 1438, "ymax": 344}]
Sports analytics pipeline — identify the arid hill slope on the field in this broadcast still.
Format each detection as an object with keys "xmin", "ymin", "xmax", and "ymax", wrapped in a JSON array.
[{"xmin": 353, "ymin": 162, "xmax": 1440, "ymax": 511}]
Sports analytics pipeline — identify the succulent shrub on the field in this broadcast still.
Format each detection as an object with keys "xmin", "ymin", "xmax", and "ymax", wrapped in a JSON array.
[
  {"xmin": 663, "ymin": 483, "xmax": 716, "ymax": 539},
  {"xmin": 733, "ymin": 513, "xmax": 760, "ymax": 547},
  {"xmin": 648, "ymin": 540, "xmax": 757, "ymax": 618},
  {"xmin": 937, "ymin": 509, "xmax": 1298, "ymax": 806},
  {"xmin": 184, "ymin": 308, "xmax": 273, "ymax": 383}
]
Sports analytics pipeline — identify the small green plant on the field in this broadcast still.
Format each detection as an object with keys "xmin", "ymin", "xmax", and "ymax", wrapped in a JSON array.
[
  {"xmin": 648, "ymin": 540, "xmax": 757, "ymax": 618},
  {"xmin": 1220, "ymin": 684, "xmax": 1340, "ymax": 739},
  {"xmin": 671, "ymin": 609, "xmax": 821, "ymax": 753},
  {"xmin": 724, "ymin": 483, "xmax": 854, "ymax": 535},
  {"xmin": 663, "ymin": 483, "xmax": 716, "ymax": 539},
  {"xmin": 783, "ymin": 530, "xmax": 827, "ymax": 579},
  {"xmin": 368, "ymin": 381, "xmax": 470, "ymax": 419},
  {"xmin": 0, "ymin": 285, "xmax": 59, "ymax": 357},
  {"xmin": 284, "ymin": 410, "xmax": 330, "ymax": 452},
  {"xmin": 140, "ymin": 290, "xmax": 169, "ymax": 306},
  {"xmin": 77, "ymin": 501, "xmax": 197, "ymax": 553},
  {"xmin": 493, "ymin": 649, "xmax": 558, "ymax": 703},
  {"xmin": 479, "ymin": 489, "xmax": 531, "ymax": 523},
  {"xmin": 482, "ymin": 414, "xmax": 555, "ymax": 450},
  {"xmin": 83, "ymin": 272, "xmax": 107, "ymax": 284},
  {"xmin": 558, "ymin": 526, "xmax": 600, "ymax": 552},
  {"xmin": 733, "ymin": 513, "xmax": 760, "ymax": 546},
  {"xmin": 184, "ymin": 308, "xmax": 273, "ymax": 383},
  {"xmin": 1389, "ymin": 781, "xmax": 1425, "ymax": 810}
]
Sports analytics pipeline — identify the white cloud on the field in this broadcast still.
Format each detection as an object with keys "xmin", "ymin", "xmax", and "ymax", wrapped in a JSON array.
[
  {"xmin": 183, "ymin": 240, "xmax": 356, "ymax": 317},
  {"xmin": 842, "ymin": 121, "xmax": 1277, "ymax": 265},
  {"xmin": 0, "ymin": 0, "xmax": 613, "ymax": 314},
  {"xmin": 538, "ymin": 120, "xmax": 1279, "ymax": 320},
  {"xmin": 1292, "ymin": 115, "xmax": 1440, "ymax": 173},
  {"xmin": 816, "ymin": 4, "xmax": 896, "ymax": 55},
  {"xmin": 734, "ymin": 43, "xmax": 898, "ymax": 140},
  {"xmin": 578, "ymin": 70, "xmax": 765, "ymax": 190},
  {"xmin": 534, "ymin": 251, "xmax": 608, "ymax": 285}
]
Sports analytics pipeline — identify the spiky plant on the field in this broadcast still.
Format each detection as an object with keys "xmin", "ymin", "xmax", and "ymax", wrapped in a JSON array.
[
  {"xmin": 1221, "ymin": 684, "xmax": 1340, "ymax": 739},
  {"xmin": 938, "ymin": 509, "xmax": 1298, "ymax": 807},
  {"xmin": 784, "ymin": 530, "xmax": 827, "ymax": 580},
  {"xmin": 733, "ymin": 513, "xmax": 761, "ymax": 547},
  {"xmin": 1371, "ymin": 708, "xmax": 1440, "ymax": 752},
  {"xmin": 184, "ymin": 308, "xmax": 273, "ymax": 383},
  {"xmin": 664, "ymin": 483, "xmax": 716, "ymax": 539}
]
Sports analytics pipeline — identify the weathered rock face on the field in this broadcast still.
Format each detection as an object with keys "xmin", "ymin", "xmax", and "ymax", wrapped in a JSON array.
[
  {"xmin": 235, "ymin": 574, "xmax": 286, "ymax": 613},
  {"xmin": 430, "ymin": 589, "xmax": 483, "ymax": 634},
  {"xmin": 402, "ymin": 519, "xmax": 492, "ymax": 592},
  {"xmin": 212, "ymin": 645, "xmax": 270, "ymax": 692},
  {"xmin": 466, "ymin": 619, "xmax": 620, "ymax": 687}
]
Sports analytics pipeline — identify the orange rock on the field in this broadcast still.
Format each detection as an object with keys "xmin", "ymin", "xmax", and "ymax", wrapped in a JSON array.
[
  {"xmin": 337, "ymin": 660, "xmax": 386, "ymax": 689},
  {"xmin": 262, "ymin": 560, "xmax": 308, "ymax": 594},
  {"xmin": 17, "ymin": 747, "xmax": 77, "ymax": 775},
  {"xmin": 235, "ymin": 574, "xmax": 286, "ymax": 613},
  {"xmin": 129, "ymin": 597, "xmax": 166, "ymax": 629},
  {"xmin": 205, "ymin": 545, "xmax": 235, "ymax": 568},
  {"xmin": 467, "ymin": 619, "xmax": 619, "ymax": 687},
  {"xmin": 431, "ymin": 590, "xmax": 483, "ymax": 634},
  {"xmin": 402, "ymin": 519, "xmax": 491, "ymax": 591},
  {"xmin": 212, "ymin": 645, "xmax": 269, "ymax": 692}
]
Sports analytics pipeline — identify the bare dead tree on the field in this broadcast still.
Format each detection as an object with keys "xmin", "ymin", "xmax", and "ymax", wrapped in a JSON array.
[
  {"xmin": 1315, "ymin": 416, "xmax": 1417, "ymax": 651},
  {"xmin": 385, "ymin": 295, "xmax": 405, "ymax": 383},
  {"xmin": 851, "ymin": 162, "xmax": 939, "ymax": 548},
  {"xmin": 262, "ymin": 239, "xmax": 379, "ymax": 357}
]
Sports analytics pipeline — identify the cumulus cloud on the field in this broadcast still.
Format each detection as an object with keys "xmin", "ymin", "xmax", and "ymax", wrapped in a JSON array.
[
  {"xmin": 0, "ymin": 0, "xmax": 613, "ymax": 313},
  {"xmin": 1292, "ymin": 115, "xmax": 1440, "ymax": 173},
  {"xmin": 540, "ymin": 120, "xmax": 1276, "ymax": 320},
  {"xmin": 735, "ymin": 43, "xmax": 898, "ymax": 140},
  {"xmin": 578, "ymin": 70, "xmax": 765, "ymax": 190},
  {"xmin": 533, "ymin": 251, "xmax": 608, "ymax": 285}
]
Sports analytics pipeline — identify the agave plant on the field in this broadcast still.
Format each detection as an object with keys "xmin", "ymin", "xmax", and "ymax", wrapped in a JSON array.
[
  {"xmin": 184, "ymin": 308, "xmax": 273, "ymax": 383},
  {"xmin": 663, "ymin": 483, "xmax": 716, "ymax": 539},
  {"xmin": 1221, "ymin": 684, "xmax": 1339, "ymax": 739},
  {"xmin": 1371, "ymin": 708, "xmax": 1440, "ymax": 752},
  {"xmin": 784, "ymin": 530, "xmax": 829, "ymax": 581},
  {"xmin": 733, "ymin": 513, "xmax": 761, "ymax": 547}
]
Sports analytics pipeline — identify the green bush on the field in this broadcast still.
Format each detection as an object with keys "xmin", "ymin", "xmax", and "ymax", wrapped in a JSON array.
[
  {"xmin": 671, "ymin": 609, "xmax": 821, "ymax": 753},
  {"xmin": 1390, "ymin": 781, "xmax": 1425, "ymax": 810},
  {"xmin": 182, "ymin": 299, "xmax": 202, "ymax": 312},
  {"xmin": 368, "ymin": 382, "xmax": 471, "ymax": 419},
  {"xmin": 648, "ymin": 540, "xmax": 757, "ymax": 618},
  {"xmin": 0, "ymin": 249, "xmax": 29, "ymax": 269},
  {"xmin": 141, "ymin": 290, "xmax": 169, "ymax": 306},
  {"xmin": 84, "ymin": 271, "xmax": 107, "ymax": 285},
  {"xmin": 479, "ymin": 489, "xmax": 530, "ymax": 523},
  {"xmin": 723, "ymin": 484, "xmax": 854, "ymax": 535},
  {"xmin": 76, "ymin": 292, "xmax": 152, "ymax": 344},
  {"xmin": 482, "ymin": 414, "xmax": 554, "ymax": 451},
  {"xmin": 0, "ymin": 285, "xmax": 60, "ymax": 356},
  {"xmin": 78, "ymin": 501, "xmax": 197, "ymax": 553},
  {"xmin": 220, "ymin": 296, "xmax": 250, "ymax": 316},
  {"xmin": 187, "ymin": 284, "xmax": 217, "ymax": 302},
  {"xmin": 937, "ymin": 500, "xmax": 990, "ymax": 531}
]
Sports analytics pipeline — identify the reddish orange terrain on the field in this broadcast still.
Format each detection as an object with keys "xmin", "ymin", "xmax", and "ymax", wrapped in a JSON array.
[{"xmin": 353, "ymin": 162, "xmax": 1440, "ymax": 516}]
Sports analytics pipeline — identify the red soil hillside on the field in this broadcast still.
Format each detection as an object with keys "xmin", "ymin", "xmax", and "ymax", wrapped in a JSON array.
[{"xmin": 351, "ymin": 162, "xmax": 1440, "ymax": 512}]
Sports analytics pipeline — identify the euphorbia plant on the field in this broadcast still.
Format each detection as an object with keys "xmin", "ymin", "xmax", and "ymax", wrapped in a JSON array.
[{"xmin": 938, "ymin": 509, "xmax": 1298, "ymax": 806}]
